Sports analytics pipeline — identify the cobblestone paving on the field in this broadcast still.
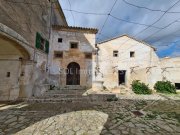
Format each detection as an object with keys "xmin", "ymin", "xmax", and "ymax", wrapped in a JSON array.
[{"xmin": 0, "ymin": 100, "xmax": 179, "ymax": 135}]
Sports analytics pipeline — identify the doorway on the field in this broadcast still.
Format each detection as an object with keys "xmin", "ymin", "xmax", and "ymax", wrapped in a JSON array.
[
  {"xmin": 66, "ymin": 62, "xmax": 80, "ymax": 85},
  {"xmin": 118, "ymin": 70, "xmax": 126, "ymax": 85},
  {"xmin": 175, "ymin": 83, "xmax": 180, "ymax": 89}
]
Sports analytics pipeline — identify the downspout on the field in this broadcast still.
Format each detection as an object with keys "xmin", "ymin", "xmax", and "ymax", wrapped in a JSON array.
[{"xmin": 95, "ymin": 44, "xmax": 100, "ymax": 68}]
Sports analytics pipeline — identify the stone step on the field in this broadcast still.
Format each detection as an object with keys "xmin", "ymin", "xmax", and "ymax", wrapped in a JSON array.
[
  {"xmin": 39, "ymin": 94, "xmax": 84, "ymax": 98},
  {"xmin": 58, "ymin": 86, "xmax": 87, "ymax": 90},
  {"xmin": 26, "ymin": 94, "xmax": 117, "ymax": 103},
  {"xmin": 47, "ymin": 90, "xmax": 86, "ymax": 94}
]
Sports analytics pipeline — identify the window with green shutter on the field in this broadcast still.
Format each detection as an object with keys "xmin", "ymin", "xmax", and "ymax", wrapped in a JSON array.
[{"xmin": 35, "ymin": 32, "xmax": 49, "ymax": 54}]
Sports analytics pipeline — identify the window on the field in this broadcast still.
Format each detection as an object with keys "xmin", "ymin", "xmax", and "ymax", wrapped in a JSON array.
[
  {"xmin": 40, "ymin": 38, "xmax": 45, "ymax": 51},
  {"xmin": 113, "ymin": 51, "xmax": 118, "ymax": 57},
  {"xmin": 85, "ymin": 53, "xmax": 92, "ymax": 59},
  {"xmin": 130, "ymin": 51, "xmax": 135, "ymax": 58},
  {"xmin": 6, "ymin": 72, "xmax": 10, "ymax": 77},
  {"xmin": 35, "ymin": 32, "xmax": 49, "ymax": 54},
  {"xmin": 70, "ymin": 42, "xmax": 78, "ymax": 49},
  {"xmin": 54, "ymin": 51, "xmax": 63, "ymax": 58},
  {"xmin": 58, "ymin": 38, "xmax": 62, "ymax": 43}
]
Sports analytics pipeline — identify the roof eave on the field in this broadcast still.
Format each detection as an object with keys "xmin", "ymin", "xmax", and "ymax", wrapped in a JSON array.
[
  {"xmin": 54, "ymin": 0, "xmax": 68, "ymax": 26},
  {"xmin": 52, "ymin": 25, "xmax": 98, "ymax": 34}
]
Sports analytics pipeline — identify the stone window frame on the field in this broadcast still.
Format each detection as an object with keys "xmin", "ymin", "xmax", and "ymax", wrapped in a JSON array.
[
  {"xmin": 69, "ymin": 41, "xmax": 79, "ymax": 49},
  {"xmin": 54, "ymin": 51, "xmax": 63, "ymax": 58}
]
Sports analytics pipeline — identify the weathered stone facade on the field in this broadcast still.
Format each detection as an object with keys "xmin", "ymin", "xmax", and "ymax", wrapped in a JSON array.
[
  {"xmin": 49, "ymin": 30, "xmax": 180, "ymax": 91},
  {"xmin": 0, "ymin": 0, "xmax": 67, "ymax": 100},
  {"xmin": 49, "ymin": 26, "xmax": 97, "ymax": 88}
]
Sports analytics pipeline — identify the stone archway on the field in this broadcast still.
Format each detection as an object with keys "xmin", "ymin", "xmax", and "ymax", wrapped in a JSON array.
[
  {"xmin": 66, "ymin": 62, "xmax": 80, "ymax": 85},
  {"xmin": 0, "ymin": 34, "xmax": 30, "ymax": 100}
]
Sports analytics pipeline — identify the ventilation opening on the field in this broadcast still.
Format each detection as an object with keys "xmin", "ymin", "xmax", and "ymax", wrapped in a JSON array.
[{"xmin": 6, "ymin": 72, "xmax": 10, "ymax": 77}]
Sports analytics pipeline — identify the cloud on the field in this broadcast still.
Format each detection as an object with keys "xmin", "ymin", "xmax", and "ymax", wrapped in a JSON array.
[{"xmin": 59, "ymin": 0, "xmax": 180, "ymax": 58}]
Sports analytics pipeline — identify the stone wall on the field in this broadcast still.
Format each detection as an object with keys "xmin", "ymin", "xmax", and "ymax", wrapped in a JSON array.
[
  {"xmin": 0, "ymin": 0, "xmax": 67, "ymax": 100},
  {"xmin": 96, "ymin": 35, "xmax": 160, "ymax": 89},
  {"xmin": 131, "ymin": 57, "xmax": 180, "ymax": 89},
  {"xmin": 49, "ymin": 28, "xmax": 96, "ymax": 88},
  {"xmin": 0, "ymin": 0, "xmax": 67, "ymax": 46}
]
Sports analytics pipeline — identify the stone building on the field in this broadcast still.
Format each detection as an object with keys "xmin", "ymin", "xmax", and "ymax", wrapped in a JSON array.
[
  {"xmin": 49, "ymin": 29, "xmax": 180, "ymax": 92},
  {"xmin": 0, "ymin": 0, "xmax": 67, "ymax": 100},
  {"xmin": 94, "ymin": 35, "xmax": 180, "ymax": 90},
  {"xmin": 49, "ymin": 25, "xmax": 98, "ymax": 89},
  {"xmin": 94, "ymin": 35, "xmax": 159, "ymax": 90},
  {"xmin": 1, "ymin": 0, "xmax": 180, "ymax": 101}
]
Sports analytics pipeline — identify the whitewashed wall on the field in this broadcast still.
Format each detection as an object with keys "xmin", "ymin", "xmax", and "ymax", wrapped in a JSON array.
[{"xmin": 96, "ymin": 35, "xmax": 160, "ymax": 89}]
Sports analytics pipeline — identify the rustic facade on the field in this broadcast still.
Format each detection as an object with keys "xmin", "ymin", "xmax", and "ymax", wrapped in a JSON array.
[
  {"xmin": 49, "ymin": 26, "xmax": 97, "ymax": 89},
  {"xmin": 0, "ymin": 1, "xmax": 180, "ymax": 101},
  {"xmin": 94, "ymin": 35, "xmax": 180, "ymax": 90},
  {"xmin": 0, "ymin": 0, "xmax": 67, "ymax": 100}
]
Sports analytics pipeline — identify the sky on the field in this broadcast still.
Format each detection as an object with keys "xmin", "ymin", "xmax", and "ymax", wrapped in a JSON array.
[{"xmin": 59, "ymin": 0, "xmax": 180, "ymax": 58}]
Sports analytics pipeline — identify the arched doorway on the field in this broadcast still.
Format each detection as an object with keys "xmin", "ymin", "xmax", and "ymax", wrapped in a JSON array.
[
  {"xmin": 66, "ymin": 62, "xmax": 80, "ymax": 85},
  {"xmin": 0, "ymin": 34, "xmax": 30, "ymax": 100}
]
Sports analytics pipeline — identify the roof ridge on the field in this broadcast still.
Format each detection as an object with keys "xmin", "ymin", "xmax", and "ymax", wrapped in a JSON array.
[{"xmin": 97, "ymin": 34, "xmax": 156, "ymax": 50}]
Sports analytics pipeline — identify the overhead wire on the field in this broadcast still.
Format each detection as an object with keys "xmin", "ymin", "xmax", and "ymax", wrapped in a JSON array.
[{"xmin": 122, "ymin": 0, "xmax": 180, "ymax": 13}]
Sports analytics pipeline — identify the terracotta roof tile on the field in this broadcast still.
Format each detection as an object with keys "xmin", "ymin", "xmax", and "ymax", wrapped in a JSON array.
[{"xmin": 52, "ymin": 25, "xmax": 98, "ymax": 34}]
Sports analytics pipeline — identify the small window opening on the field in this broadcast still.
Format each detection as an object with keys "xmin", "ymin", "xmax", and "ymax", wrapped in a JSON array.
[
  {"xmin": 7, "ymin": 72, "xmax": 10, "ymax": 77},
  {"xmin": 70, "ymin": 42, "xmax": 78, "ymax": 49},
  {"xmin": 130, "ymin": 51, "xmax": 135, "ymax": 58},
  {"xmin": 58, "ymin": 38, "xmax": 62, "ymax": 43},
  {"xmin": 113, "ymin": 51, "xmax": 118, "ymax": 57}
]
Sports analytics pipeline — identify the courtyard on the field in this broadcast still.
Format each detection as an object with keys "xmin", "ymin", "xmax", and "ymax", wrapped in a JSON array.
[{"xmin": 0, "ymin": 96, "xmax": 179, "ymax": 135}]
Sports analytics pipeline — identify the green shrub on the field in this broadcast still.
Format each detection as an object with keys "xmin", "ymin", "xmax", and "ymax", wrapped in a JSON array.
[
  {"xmin": 154, "ymin": 81, "xmax": 176, "ymax": 94},
  {"xmin": 131, "ymin": 80, "xmax": 152, "ymax": 95}
]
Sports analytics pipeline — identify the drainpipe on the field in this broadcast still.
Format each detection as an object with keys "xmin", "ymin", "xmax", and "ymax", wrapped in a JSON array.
[{"xmin": 95, "ymin": 44, "xmax": 100, "ymax": 68}]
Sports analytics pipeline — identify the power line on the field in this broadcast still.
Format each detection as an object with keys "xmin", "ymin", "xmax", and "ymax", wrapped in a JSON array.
[
  {"xmin": 98, "ymin": 0, "xmax": 180, "ymax": 55},
  {"xmin": 98, "ymin": 0, "xmax": 118, "ymax": 36},
  {"xmin": 2, "ymin": 0, "xmax": 179, "ymax": 31},
  {"xmin": 2, "ymin": 0, "xmax": 180, "ymax": 49},
  {"xmin": 67, "ymin": 0, "xmax": 75, "ymax": 26},
  {"xmin": 109, "ymin": 14, "xmax": 162, "ymax": 29},
  {"xmin": 144, "ymin": 18, "xmax": 180, "ymax": 42},
  {"xmin": 63, "ymin": 9, "xmax": 107, "ymax": 16},
  {"xmin": 122, "ymin": 0, "xmax": 180, "ymax": 13},
  {"xmin": 133, "ymin": 0, "xmax": 180, "ymax": 37}
]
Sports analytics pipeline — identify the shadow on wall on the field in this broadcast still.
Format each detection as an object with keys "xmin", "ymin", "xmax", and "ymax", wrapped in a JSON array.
[{"xmin": 0, "ymin": 34, "xmax": 30, "ymax": 101}]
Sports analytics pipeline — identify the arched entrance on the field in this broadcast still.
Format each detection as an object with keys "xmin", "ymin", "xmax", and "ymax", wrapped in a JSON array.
[
  {"xmin": 66, "ymin": 62, "xmax": 80, "ymax": 85},
  {"xmin": 0, "ymin": 34, "xmax": 30, "ymax": 100}
]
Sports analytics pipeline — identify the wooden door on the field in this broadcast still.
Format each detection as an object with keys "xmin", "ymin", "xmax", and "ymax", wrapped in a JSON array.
[
  {"xmin": 118, "ymin": 70, "xmax": 126, "ymax": 85},
  {"xmin": 66, "ymin": 62, "xmax": 80, "ymax": 85}
]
